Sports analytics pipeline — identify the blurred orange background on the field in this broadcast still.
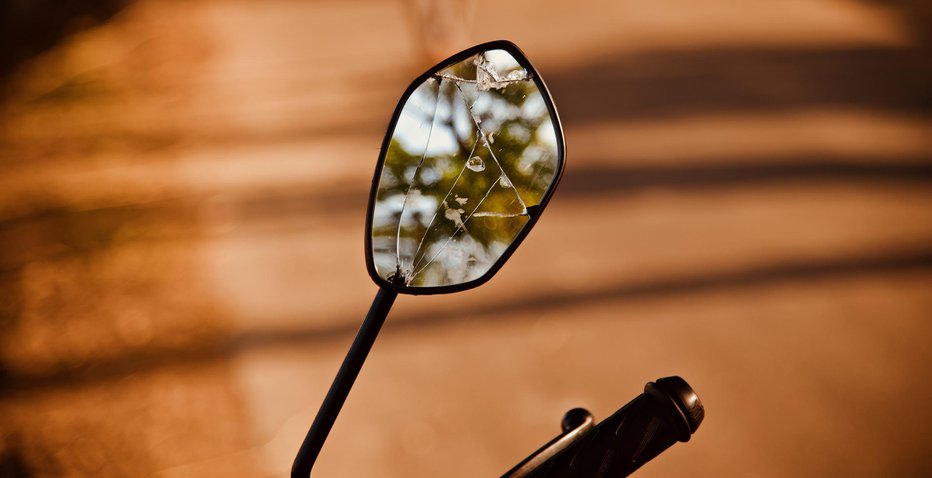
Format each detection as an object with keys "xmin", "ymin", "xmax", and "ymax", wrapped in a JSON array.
[{"xmin": 1, "ymin": 0, "xmax": 931, "ymax": 477}]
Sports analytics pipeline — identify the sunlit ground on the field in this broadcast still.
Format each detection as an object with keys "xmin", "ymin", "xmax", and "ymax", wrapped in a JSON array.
[{"xmin": 1, "ymin": 1, "xmax": 931, "ymax": 477}]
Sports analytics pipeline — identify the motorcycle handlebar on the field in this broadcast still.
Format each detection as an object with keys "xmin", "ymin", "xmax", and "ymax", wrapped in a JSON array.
[{"xmin": 522, "ymin": 376, "xmax": 704, "ymax": 478}]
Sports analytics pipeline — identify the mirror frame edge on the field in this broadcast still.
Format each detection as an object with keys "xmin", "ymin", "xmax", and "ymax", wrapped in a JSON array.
[{"xmin": 364, "ymin": 39, "xmax": 566, "ymax": 296}]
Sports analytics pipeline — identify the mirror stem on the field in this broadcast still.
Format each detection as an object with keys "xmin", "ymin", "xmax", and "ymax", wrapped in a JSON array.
[{"xmin": 292, "ymin": 287, "xmax": 398, "ymax": 477}]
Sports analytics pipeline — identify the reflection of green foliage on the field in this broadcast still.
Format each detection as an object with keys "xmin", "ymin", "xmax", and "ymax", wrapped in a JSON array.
[
  {"xmin": 445, "ymin": 58, "xmax": 477, "ymax": 81},
  {"xmin": 373, "ymin": 52, "xmax": 558, "ymax": 287}
]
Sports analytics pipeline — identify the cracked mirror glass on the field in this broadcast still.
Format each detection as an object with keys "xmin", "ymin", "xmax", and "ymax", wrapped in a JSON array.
[{"xmin": 370, "ymin": 48, "xmax": 562, "ymax": 289}]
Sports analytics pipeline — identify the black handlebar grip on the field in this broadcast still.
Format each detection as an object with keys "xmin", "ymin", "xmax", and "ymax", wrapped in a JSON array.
[{"xmin": 525, "ymin": 376, "xmax": 704, "ymax": 478}]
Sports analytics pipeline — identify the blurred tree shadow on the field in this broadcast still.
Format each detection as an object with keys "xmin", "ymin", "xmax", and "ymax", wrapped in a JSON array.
[
  {"xmin": 861, "ymin": 0, "xmax": 932, "ymax": 46},
  {"xmin": 0, "ymin": 0, "xmax": 131, "ymax": 88},
  {"xmin": 545, "ymin": 45, "xmax": 932, "ymax": 125},
  {"xmin": 1, "ymin": 0, "xmax": 930, "ymax": 363}
]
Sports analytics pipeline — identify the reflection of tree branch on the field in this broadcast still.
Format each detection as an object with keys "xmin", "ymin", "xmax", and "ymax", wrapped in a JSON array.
[
  {"xmin": 404, "ymin": 79, "xmax": 473, "ymax": 157},
  {"xmin": 448, "ymin": 117, "xmax": 474, "ymax": 159}
]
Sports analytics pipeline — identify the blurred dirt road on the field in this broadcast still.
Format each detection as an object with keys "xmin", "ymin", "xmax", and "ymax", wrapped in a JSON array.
[{"xmin": 1, "ymin": 0, "xmax": 931, "ymax": 477}]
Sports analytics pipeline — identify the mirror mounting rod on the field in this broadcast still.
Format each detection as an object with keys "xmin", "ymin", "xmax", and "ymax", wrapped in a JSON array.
[{"xmin": 291, "ymin": 287, "xmax": 398, "ymax": 477}]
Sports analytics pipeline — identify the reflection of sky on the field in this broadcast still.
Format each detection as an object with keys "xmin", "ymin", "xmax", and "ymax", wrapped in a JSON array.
[
  {"xmin": 394, "ymin": 80, "xmax": 459, "ymax": 156},
  {"xmin": 536, "ymin": 118, "xmax": 557, "ymax": 151},
  {"xmin": 484, "ymin": 49, "xmax": 521, "ymax": 75},
  {"xmin": 521, "ymin": 91, "xmax": 546, "ymax": 120},
  {"xmin": 372, "ymin": 191, "xmax": 438, "ymax": 229}
]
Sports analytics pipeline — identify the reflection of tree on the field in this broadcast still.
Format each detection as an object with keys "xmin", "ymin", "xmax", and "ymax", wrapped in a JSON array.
[{"xmin": 373, "ymin": 52, "xmax": 558, "ymax": 287}]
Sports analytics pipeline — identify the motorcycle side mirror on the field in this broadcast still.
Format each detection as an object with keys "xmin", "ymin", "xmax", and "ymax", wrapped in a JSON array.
[
  {"xmin": 293, "ymin": 41, "xmax": 564, "ymax": 477},
  {"xmin": 367, "ymin": 40, "xmax": 565, "ymax": 294}
]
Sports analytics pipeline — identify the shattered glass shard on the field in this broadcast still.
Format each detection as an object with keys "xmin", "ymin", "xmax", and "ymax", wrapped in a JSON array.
[
  {"xmin": 466, "ymin": 156, "xmax": 485, "ymax": 172},
  {"xmin": 443, "ymin": 203, "xmax": 468, "ymax": 230},
  {"xmin": 474, "ymin": 54, "xmax": 530, "ymax": 91}
]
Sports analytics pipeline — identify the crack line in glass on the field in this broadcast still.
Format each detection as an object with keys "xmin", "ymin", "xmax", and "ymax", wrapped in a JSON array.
[
  {"xmin": 406, "ymin": 127, "xmax": 481, "ymax": 276},
  {"xmin": 408, "ymin": 171, "xmax": 512, "ymax": 282},
  {"xmin": 394, "ymin": 78, "xmax": 443, "ymax": 273},
  {"xmin": 451, "ymin": 79, "xmax": 529, "ymax": 212}
]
